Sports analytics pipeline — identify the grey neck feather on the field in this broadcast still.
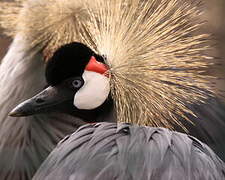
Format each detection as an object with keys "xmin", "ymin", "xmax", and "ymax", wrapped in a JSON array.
[{"xmin": 0, "ymin": 35, "xmax": 86, "ymax": 180}]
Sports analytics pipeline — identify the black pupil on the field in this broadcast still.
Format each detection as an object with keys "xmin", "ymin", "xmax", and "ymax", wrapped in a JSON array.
[{"xmin": 72, "ymin": 79, "xmax": 82, "ymax": 88}]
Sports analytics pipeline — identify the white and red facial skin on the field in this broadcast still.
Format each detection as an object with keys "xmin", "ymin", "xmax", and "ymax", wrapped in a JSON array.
[{"xmin": 74, "ymin": 56, "xmax": 110, "ymax": 110}]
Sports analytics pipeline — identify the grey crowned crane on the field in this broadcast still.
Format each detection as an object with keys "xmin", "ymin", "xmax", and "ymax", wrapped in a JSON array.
[
  {"xmin": 10, "ymin": 42, "xmax": 225, "ymax": 180},
  {"xmin": 0, "ymin": 0, "xmax": 225, "ymax": 179}
]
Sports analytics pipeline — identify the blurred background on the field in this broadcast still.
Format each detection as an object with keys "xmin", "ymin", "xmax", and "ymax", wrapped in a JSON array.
[
  {"xmin": 205, "ymin": 0, "xmax": 225, "ymax": 94},
  {"xmin": 0, "ymin": 0, "xmax": 225, "ymax": 91}
]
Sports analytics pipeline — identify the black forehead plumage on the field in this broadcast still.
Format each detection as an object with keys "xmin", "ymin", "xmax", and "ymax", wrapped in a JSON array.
[{"xmin": 45, "ymin": 42, "xmax": 95, "ymax": 85}]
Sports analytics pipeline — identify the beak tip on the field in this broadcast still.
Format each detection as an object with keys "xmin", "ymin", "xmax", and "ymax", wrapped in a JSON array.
[
  {"xmin": 8, "ymin": 100, "xmax": 35, "ymax": 117},
  {"xmin": 8, "ymin": 111, "xmax": 24, "ymax": 117},
  {"xmin": 8, "ymin": 106, "xmax": 28, "ymax": 117}
]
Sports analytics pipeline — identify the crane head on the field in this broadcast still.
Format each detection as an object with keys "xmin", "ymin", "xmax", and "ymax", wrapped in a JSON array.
[
  {"xmin": 4, "ymin": 0, "xmax": 219, "ymax": 129},
  {"xmin": 9, "ymin": 42, "xmax": 111, "ymax": 119}
]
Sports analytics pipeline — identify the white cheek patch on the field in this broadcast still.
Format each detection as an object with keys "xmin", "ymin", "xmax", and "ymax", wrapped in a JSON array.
[{"xmin": 74, "ymin": 71, "xmax": 110, "ymax": 110}]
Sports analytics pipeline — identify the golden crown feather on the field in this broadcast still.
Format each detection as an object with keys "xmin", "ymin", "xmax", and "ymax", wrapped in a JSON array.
[{"xmin": 0, "ymin": 0, "xmax": 217, "ymax": 129}]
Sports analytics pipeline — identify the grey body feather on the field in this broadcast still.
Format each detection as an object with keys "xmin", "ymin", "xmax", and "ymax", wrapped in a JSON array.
[{"xmin": 33, "ymin": 123, "xmax": 225, "ymax": 180}]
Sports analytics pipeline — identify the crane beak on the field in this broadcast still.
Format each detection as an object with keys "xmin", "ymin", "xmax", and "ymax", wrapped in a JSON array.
[{"xmin": 9, "ymin": 86, "xmax": 74, "ymax": 117}]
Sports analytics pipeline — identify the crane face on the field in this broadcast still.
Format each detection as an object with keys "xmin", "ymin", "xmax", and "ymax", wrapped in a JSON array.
[{"xmin": 9, "ymin": 42, "xmax": 110, "ymax": 119}]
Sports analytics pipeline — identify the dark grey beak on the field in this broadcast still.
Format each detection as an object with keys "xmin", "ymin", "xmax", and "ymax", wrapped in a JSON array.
[{"xmin": 9, "ymin": 86, "xmax": 74, "ymax": 117}]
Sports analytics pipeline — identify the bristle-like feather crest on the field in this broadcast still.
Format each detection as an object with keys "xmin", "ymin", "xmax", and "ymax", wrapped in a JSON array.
[
  {"xmin": 1, "ymin": 0, "xmax": 217, "ymax": 129},
  {"xmin": 0, "ymin": 0, "xmax": 24, "ymax": 37},
  {"xmin": 80, "ymin": 0, "xmax": 216, "ymax": 129}
]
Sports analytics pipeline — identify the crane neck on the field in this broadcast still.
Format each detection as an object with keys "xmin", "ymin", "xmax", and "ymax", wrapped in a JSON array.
[
  {"xmin": 0, "ymin": 35, "xmax": 85, "ymax": 179},
  {"xmin": 55, "ymin": 97, "xmax": 116, "ymax": 123}
]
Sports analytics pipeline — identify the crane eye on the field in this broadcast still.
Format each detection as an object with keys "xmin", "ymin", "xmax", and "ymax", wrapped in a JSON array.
[{"xmin": 72, "ymin": 78, "xmax": 84, "ymax": 89}]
